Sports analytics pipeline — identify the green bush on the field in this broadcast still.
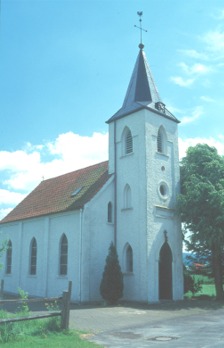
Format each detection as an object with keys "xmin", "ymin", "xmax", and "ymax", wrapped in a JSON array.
[
  {"xmin": 184, "ymin": 267, "xmax": 202, "ymax": 295},
  {"xmin": 100, "ymin": 242, "xmax": 123, "ymax": 305}
]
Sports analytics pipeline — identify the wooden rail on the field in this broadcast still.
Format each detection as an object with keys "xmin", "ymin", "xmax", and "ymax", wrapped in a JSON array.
[{"xmin": 0, "ymin": 280, "xmax": 72, "ymax": 330}]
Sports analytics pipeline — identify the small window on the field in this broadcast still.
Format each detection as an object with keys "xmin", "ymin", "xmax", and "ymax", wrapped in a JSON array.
[
  {"xmin": 125, "ymin": 129, "xmax": 133, "ymax": 154},
  {"xmin": 125, "ymin": 244, "xmax": 133, "ymax": 273},
  {"xmin": 107, "ymin": 202, "xmax": 113, "ymax": 223},
  {"xmin": 124, "ymin": 184, "xmax": 132, "ymax": 209},
  {"xmin": 157, "ymin": 126, "xmax": 167, "ymax": 154},
  {"xmin": 158, "ymin": 182, "xmax": 169, "ymax": 200},
  {"xmin": 60, "ymin": 234, "xmax": 68, "ymax": 276},
  {"xmin": 122, "ymin": 127, "xmax": 133, "ymax": 155},
  {"xmin": 30, "ymin": 238, "xmax": 37, "ymax": 275},
  {"xmin": 6, "ymin": 240, "xmax": 12, "ymax": 274}
]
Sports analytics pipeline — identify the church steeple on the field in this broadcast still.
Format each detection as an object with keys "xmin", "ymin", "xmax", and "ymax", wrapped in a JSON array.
[
  {"xmin": 122, "ymin": 46, "xmax": 161, "ymax": 109},
  {"xmin": 107, "ymin": 45, "xmax": 179, "ymax": 124}
]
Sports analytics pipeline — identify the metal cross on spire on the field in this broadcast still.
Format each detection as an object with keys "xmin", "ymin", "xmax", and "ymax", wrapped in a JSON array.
[{"xmin": 134, "ymin": 11, "xmax": 147, "ymax": 49}]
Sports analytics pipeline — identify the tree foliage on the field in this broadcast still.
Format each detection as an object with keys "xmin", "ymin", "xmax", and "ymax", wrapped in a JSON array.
[
  {"xmin": 100, "ymin": 242, "xmax": 123, "ymax": 305},
  {"xmin": 179, "ymin": 144, "xmax": 224, "ymax": 299},
  {"xmin": 183, "ymin": 266, "xmax": 202, "ymax": 295}
]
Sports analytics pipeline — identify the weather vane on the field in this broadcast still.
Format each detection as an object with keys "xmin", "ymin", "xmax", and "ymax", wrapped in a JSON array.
[{"xmin": 134, "ymin": 11, "xmax": 147, "ymax": 48}]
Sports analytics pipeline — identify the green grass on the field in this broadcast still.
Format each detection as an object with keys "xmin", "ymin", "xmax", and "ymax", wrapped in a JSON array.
[
  {"xmin": 200, "ymin": 284, "xmax": 216, "ymax": 297},
  {"xmin": 193, "ymin": 274, "xmax": 214, "ymax": 284},
  {"xmin": 0, "ymin": 312, "xmax": 101, "ymax": 347},
  {"xmin": 185, "ymin": 273, "xmax": 216, "ymax": 299},
  {"xmin": 0, "ymin": 330, "xmax": 101, "ymax": 347}
]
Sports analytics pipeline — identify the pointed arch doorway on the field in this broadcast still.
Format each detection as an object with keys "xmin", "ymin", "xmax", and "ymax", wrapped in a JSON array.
[{"xmin": 159, "ymin": 242, "xmax": 173, "ymax": 300}]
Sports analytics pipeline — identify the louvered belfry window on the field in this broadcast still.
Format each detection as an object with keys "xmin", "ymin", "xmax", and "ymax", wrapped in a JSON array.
[{"xmin": 125, "ymin": 129, "xmax": 133, "ymax": 154}]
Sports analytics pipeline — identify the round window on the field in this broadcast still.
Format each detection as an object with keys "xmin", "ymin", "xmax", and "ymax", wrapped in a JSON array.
[{"xmin": 158, "ymin": 182, "xmax": 169, "ymax": 199}]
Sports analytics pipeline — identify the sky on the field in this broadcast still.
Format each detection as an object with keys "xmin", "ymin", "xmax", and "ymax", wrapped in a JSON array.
[{"xmin": 0, "ymin": 0, "xmax": 224, "ymax": 220}]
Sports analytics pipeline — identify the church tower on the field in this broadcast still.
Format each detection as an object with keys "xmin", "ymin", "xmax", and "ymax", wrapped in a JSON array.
[{"xmin": 106, "ymin": 31, "xmax": 183, "ymax": 301}]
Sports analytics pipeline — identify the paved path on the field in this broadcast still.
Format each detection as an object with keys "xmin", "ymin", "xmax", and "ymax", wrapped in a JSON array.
[{"xmin": 69, "ymin": 302, "xmax": 224, "ymax": 347}]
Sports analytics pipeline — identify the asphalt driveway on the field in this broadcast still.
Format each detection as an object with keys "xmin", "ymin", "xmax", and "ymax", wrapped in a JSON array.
[{"xmin": 69, "ymin": 301, "xmax": 224, "ymax": 347}]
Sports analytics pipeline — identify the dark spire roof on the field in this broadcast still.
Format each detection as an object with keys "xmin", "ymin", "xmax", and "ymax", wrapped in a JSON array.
[{"xmin": 107, "ymin": 45, "xmax": 179, "ymax": 123}]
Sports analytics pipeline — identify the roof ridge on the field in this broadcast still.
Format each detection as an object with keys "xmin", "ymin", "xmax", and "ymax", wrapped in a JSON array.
[{"xmin": 42, "ymin": 160, "xmax": 108, "ymax": 183}]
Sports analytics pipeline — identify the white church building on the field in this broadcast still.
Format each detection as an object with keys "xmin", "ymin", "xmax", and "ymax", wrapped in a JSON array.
[{"xmin": 0, "ymin": 42, "xmax": 183, "ymax": 303}]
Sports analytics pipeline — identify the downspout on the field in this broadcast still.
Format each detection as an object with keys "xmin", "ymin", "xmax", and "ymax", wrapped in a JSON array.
[
  {"xmin": 114, "ymin": 121, "xmax": 117, "ymax": 247},
  {"xmin": 79, "ymin": 208, "xmax": 83, "ymax": 303}
]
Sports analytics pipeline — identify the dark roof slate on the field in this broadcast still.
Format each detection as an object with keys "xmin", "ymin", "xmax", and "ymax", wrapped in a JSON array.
[
  {"xmin": 107, "ymin": 47, "xmax": 179, "ymax": 124},
  {"xmin": 1, "ymin": 161, "xmax": 110, "ymax": 224}
]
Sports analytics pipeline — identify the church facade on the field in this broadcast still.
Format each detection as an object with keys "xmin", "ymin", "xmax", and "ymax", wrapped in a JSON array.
[{"xmin": 0, "ymin": 44, "xmax": 183, "ymax": 303}]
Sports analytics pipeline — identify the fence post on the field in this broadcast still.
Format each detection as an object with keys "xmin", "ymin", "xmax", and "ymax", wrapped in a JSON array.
[
  {"xmin": 61, "ymin": 281, "xmax": 72, "ymax": 330},
  {"xmin": 0, "ymin": 280, "xmax": 4, "ymax": 299}
]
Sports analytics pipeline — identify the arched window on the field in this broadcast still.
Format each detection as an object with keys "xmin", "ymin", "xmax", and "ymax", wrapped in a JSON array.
[
  {"xmin": 107, "ymin": 202, "xmax": 113, "ymax": 223},
  {"xmin": 124, "ymin": 184, "xmax": 132, "ymax": 209},
  {"xmin": 157, "ymin": 126, "xmax": 167, "ymax": 154},
  {"xmin": 30, "ymin": 238, "xmax": 37, "ymax": 275},
  {"xmin": 125, "ymin": 244, "xmax": 133, "ymax": 273},
  {"xmin": 122, "ymin": 127, "xmax": 133, "ymax": 155},
  {"xmin": 6, "ymin": 240, "xmax": 12, "ymax": 274},
  {"xmin": 59, "ymin": 234, "xmax": 68, "ymax": 276}
]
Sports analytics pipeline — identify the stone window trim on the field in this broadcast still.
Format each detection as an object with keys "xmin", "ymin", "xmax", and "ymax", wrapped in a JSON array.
[
  {"xmin": 157, "ymin": 126, "xmax": 167, "ymax": 155},
  {"xmin": 158, "ymin": 181, "xmax": 169, "ymax": 200},
  {"xmin": 122, "ymin": 127, "xmax": 133, "ymax": 156}
]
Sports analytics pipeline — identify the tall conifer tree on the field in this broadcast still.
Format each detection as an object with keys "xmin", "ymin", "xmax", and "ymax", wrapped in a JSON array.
[{"xmin": 100, "ymin": 242, "xmax": 123, "ymax": 305}]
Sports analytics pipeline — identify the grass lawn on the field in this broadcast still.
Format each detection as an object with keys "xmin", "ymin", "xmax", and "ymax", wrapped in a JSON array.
[
  {"xmin": 199, "ymin": 283, "xmax": 216, "ymax": 297},
  {"xmin": 185, "ymin": 273, "xmax": 216, "ymax": 299},
  {"xmin": 1, "ymin": 330, "xmax": 101, "ymax": 347}
]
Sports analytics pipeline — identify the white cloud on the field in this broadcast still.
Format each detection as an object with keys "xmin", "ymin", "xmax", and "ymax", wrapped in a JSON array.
[
  {"xmin": 179, "ymin": 62, "xmax": 212, "ymax": 75},
  {"xmin": 202, "ymin": 30, "xmax": 224, "ymax": 58},
  {"xmin": 180, "ymin": 106, "xmax": 203, "ymax": 125},
  {"xmin": 178, "ymin": 49, "xmax": 208, "ymax": 60},
  {"xmin": 200, "ymin": 95, "xmax": 215, "ymax": 103},
  {"xmin": 170, "ymin": 76, "xmax": 194, "ymax": 87},
  {"xmin": 0, "ymin": 208, "xmax": 13, "ymax": 221},
  {"xmin": 0, "ymin": 131, "xmax": 109, "ymax": 220},
  {"xmin": 0, "ymin": 189, "xmax": 26, "ymax": 206},
  {"xmin": 179, "ymin": 136, "xmax": 224, "ymax": 159},
  {"xmin": 0, "ymin": 151, "xmax": 41, "ymax": 172},
  {"xmin": 47, "ymin": 131, "xmax": 108, "ymax": 168},
  {"xmin": 212, "ymin": 8, "xmax": 224, "ymax": 21}
]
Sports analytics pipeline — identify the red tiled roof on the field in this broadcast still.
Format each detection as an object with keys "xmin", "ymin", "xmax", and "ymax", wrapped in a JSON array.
[{"xmin": 1, "ymin": 161, "xmax": 110, "ymax": 224}]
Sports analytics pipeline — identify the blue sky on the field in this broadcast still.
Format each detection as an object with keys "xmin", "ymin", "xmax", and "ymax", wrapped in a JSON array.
[{"xmin": 0, "ymin": 0, "xmax": 224, "ymax": 219}]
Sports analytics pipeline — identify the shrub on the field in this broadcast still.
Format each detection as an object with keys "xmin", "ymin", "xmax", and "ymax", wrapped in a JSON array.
[
  {"xmin": 184, "ymin": 266, "xmax": 202, "ymax": 295},
  {"xmin": 100, "ymin": 242, "xmax": 123, "ymax": 305}
]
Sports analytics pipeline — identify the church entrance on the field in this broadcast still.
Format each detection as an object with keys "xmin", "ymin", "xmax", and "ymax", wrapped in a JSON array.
[{"xmin": 159, "ymin": 242, "xmax": 173, "ymax": 300}]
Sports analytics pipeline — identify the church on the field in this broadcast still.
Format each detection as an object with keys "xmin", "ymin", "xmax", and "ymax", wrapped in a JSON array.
[{"xmin": 0, "ymin": 39, "xmax": 183, "ymax": 303}]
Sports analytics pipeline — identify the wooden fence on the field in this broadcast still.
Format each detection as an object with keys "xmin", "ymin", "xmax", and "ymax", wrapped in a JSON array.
[{"xmin": 0, "ymin": 280, "xmax": 72, "ymax": 330}]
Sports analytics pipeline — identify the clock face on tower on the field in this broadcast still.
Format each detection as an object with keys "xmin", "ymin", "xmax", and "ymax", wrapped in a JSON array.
[{"xmin": 155, "ymin": 102, "xmax": 166, "ymax": 113}]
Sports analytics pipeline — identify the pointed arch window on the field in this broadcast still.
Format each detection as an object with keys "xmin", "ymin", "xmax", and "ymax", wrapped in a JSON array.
[
  {"xmin": 122, "ymin": 127, "xmax": 133, "ymax": 155},
  {"xmin": 124, "ymin": 184, "xmax": 132, "ymax": 209},
  {"xmin": 125, "ymin": 244, "xmax": 133, "ymax": 273},
  {"xmin": 30, "ymin": 238, "xmax": 37, "ymax": 275},
  {"xmin": 157, "ymin": 126, "xmax": 167, "ymax": 154},
  {"xmin": 107, "ymin": 201, "xmax": 113, "ymax": 223},
  {"xmin": 59, "ymin": 234, "xmax": 68, "ymax": 276},
  {"xmin": 6, "ymin": 240, "xmax": 12, "ymax": 274}
]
